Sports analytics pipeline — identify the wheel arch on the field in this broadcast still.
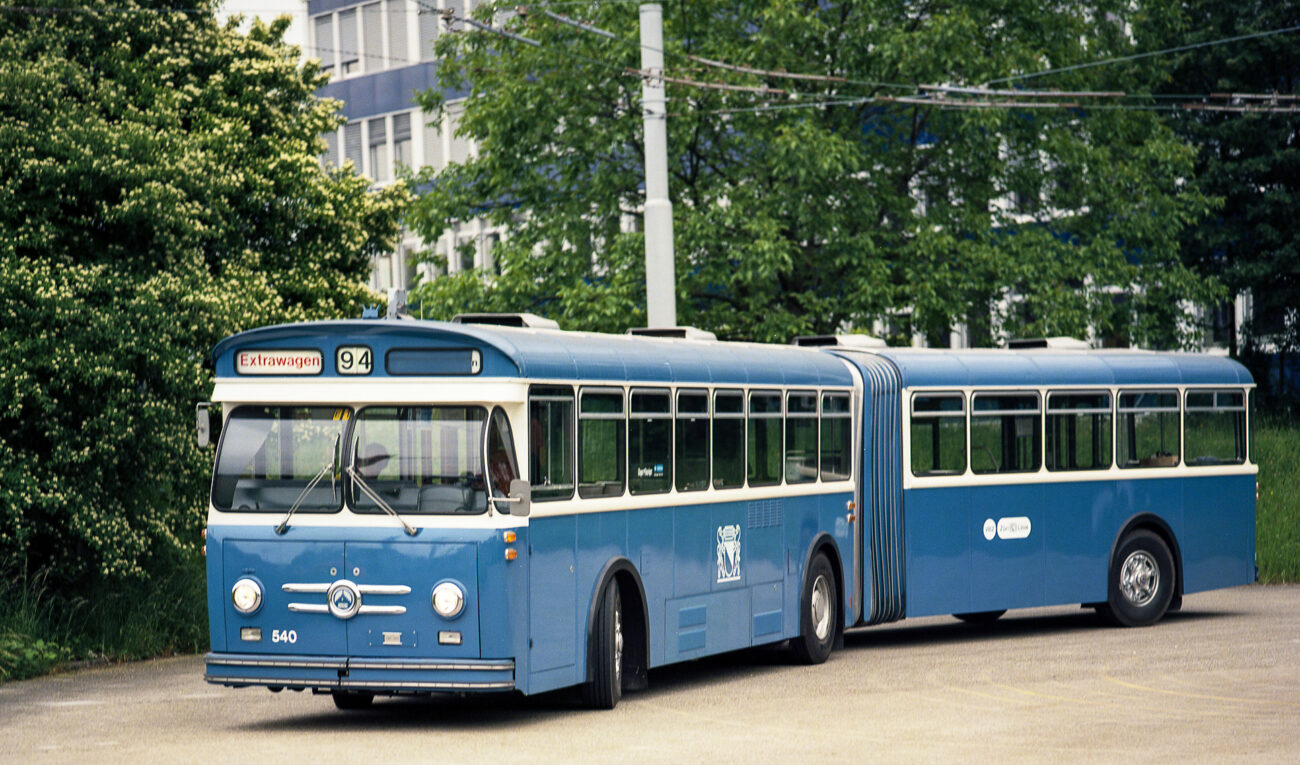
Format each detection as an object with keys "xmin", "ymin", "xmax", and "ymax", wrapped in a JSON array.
[
  {"xmin": 801, "ymin": 532, "xmax": 846, "ymax": 646},
  {"xmin": 584, "ymin": 557, "xmax": 650, "ymax": 691},
  {"xmin": 1110, "ymin": 513, "xmax": 1184, "ymax": 611}
]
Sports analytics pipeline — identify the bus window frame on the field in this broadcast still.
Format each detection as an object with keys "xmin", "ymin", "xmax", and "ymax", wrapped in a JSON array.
[
  {"xmin": 528, "ymin": 385, "xmax": 576, "ymax": 502},
  {"xmin": 1044, "ymin": 389, "xmax": 1113, "ymax": 472},
  {"xmin": 909, "ymin": 391, "xmax": 967, "ymax": 477},
  {"xmin": 628, "ymin": 387, "xmax": 673, "ymax": 496},
  {"xmin": 675, "ymin": 387, "xmax": 711, "ymax": 492},
  {"xmin": 819, "ymin": 391, "xmax": 853, "ymax": 482},
  {"xmin": 1117, "ymin": 389, "xmax": 1181, "ymax": 469},
  {"xmin": 578, "ymin": 386, "xmax": 627, "ymax": 499},
  {"xmin": 712, "ymin": 388, "xmax": 746, "ymax": 490},
  {"xmin": 1183, "ymin": 388, "xmax": 1247, "ymax": 467},
  {"xmin": 969, "ymin": 391, "xmax": 1042, "ymax": 475}
]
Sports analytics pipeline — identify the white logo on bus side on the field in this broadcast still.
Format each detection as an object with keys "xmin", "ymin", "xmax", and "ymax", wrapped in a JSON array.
[
  {"xmin": 984, "ymin": 517, "xmax": 1032, "ymax": 541},
  {"xmin": 716, "ymin": 524, "xmax": 741, "ymax": 583}
]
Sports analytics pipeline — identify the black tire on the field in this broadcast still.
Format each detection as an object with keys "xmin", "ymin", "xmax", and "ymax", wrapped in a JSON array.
[
  {"xmin": 582, "ymin": 578, "xmax": 624, "ymax": 709},
  {"xmin": 332, "ymin": 690, "xmax": 374, "ymax": 710},
  {"xmin": 790, "ymin": 553, "xmax": 837, "ymax": 665},
  {"xmin": 1100, "ymin": 530, "xmax": 1176, "ymax": 628},
  {"xmin": 954, "ymin": 610, "xmax": 1006, "ymax": 624}
]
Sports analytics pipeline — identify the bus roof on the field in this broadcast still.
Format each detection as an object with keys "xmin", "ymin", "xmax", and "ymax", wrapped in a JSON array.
[
  {"xmin": 211, "ymin": 319, "xmax": 857, "ymax": 387},
  {"xmin": 833, "ymin": 347, "xmax": 1254, "ymax": 388}
]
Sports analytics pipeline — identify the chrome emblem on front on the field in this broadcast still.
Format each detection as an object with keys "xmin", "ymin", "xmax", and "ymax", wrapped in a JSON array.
[{"xmin": 327, "ymin": 579, "xmax": 362, "ymax": 620}]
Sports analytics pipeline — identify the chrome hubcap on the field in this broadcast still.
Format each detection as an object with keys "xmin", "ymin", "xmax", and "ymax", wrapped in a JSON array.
[
  {"xmin": 811, "ymin": 574, "xmax": 832, "ymax": 641},
  {"xmin": 613, "ymin": 600, "xmax": 623, "ymax": 686},
  {"xmin": 1120, "ymin": 550, "xmax": 1159, "ymax": 607}
]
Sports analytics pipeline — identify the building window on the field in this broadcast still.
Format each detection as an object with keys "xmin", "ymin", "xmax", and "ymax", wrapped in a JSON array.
[
  {"xmin": 321, "ymin": 129, "xmax": 338, "ymax": 169},
  {"xmin": 393, "ymin": 113, "xmax": 412, "ymax": 169},
  {"xmin": 312, "ymin": 15, "xmax": 335, "ymax": 74},
  {"xmin": 368, "ymin": 117, "xmax": 389, "ymax": 182},
  {"xmin": 422, "ymin": 113, "xmax": 444, "ymax": 170},
  {"xmin": 343, "ymin": 122, "xmax": 362, "ymax": 171},
  {"xmin": 447, "ymin": 103, "xmax": 470, "ymax": 164},
  {"xmin": 338, "ymin": 9, "xmax": 359, "ymax": 75},
  {"xmin": 388, "ymin": 0, "xmax": 410, "ymax": 65},
  {"xmin": 418, "ymin": 2, "xmax": 439, "ymax": 61},
  {"xmin": 362, "ymin": 3, "xmax": 383, "ymax": 73}
]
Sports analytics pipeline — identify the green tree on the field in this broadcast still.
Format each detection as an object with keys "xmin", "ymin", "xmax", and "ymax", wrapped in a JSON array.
[
  {"xmin": 1150, "ymin": 1, "xmax": 1299, "ymax": 366},
  {"xmin": 0, "ymin": 0, "xmax": 406, "ymax": 605},
  {"xmin": 407, "ymin": 0, "xmax": 1218, "ymax": 345}
]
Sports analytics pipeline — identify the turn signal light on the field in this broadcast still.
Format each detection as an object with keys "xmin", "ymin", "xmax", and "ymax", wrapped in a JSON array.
[
  {"xmin": 505, "ymin": 548, "xmax": 518, "ymax": 561},
  {"xmin": 503, "ymin": 531, "xmax": 517, "ymax": 543},
  {"xmin": 202, "ymin": 545, "xmax": 206, "ymax": 557}
]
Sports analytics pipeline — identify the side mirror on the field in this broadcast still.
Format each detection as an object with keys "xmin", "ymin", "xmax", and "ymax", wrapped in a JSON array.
[
  {"xmin": 197, "ymin": 403, "xmax": 219, "ymax": 448},
  {"xmin": 506, "ymin": 478, "xmax": 531, "ymax": 517}
]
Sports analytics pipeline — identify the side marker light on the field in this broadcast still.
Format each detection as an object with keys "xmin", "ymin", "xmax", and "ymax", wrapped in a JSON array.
[
  {"xmin": 505, "ymin": 548, "xmax": 518, "ymax": 561},
  {"xmin": 503, "ymin": 530, "xmax": 517, "ymax": 543}
]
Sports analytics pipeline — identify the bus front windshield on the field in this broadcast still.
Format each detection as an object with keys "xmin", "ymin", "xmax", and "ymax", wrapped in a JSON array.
[
  {"xmin": 211, "ymin": 406, "xmax": 350, "ymax": 512},
  {"xmin": 349, "ymin": 406, "xmax": 491, "ymax": 515}
]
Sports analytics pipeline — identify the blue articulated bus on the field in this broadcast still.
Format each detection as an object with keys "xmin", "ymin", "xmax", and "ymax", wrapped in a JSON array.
[{"xmin": 199, "ymin": 314, "xmax": 1256, "ymax": 709}]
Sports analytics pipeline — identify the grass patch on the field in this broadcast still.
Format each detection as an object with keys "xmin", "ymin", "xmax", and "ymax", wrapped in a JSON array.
[
  {"xmin": 0, "ymin": 555, "xmax": 207, "ymax": 683},
  {"xmin": 1256, "ymin": 417, "xmax": 1300, "ymax": 582}
]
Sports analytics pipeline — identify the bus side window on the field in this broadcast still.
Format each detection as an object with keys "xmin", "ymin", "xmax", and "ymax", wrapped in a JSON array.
[
  {"xmin": 1185, "ymin": 389, "xmax": 1246, "ymax": 466},
  {"xmin": 970, "ymin": 392, "xmax": 1041, "ymax": 474},
  {"xmin": 676, "ymin": 389, "xmax": 710, "ymax": 491},
  {"xmin": 910, "ymin": 393, "xmax": 966, "ymax": 476},
  {"xmin": 1046, "ymin": 391, "xmax": 1112, "ymax": 471},
  {"xmin": 529, "ymin": 387, "xmax": 575, "ymax": 501},
  {"xmin": 630, "ymin": 389, "xmax": 672, "ymax": 495},
  {"xmin": 820, "ymin": 393, "xmax": 852, "ymax": 481},
  {"xmin": 785, "ymin": 391, "xmax": 818, "ymax": 484},
  {"xmin": 748, "ymin": 391, "xmax": 783, "ymax": 486},
  {"xmin": 1118, "ymin": 391, "xmax": 1180, "ymax": 468},
  {"xmin": 578, "ymin": 388, "xmax": 626, "ymax": 498},
  {"xmin": 713, "ymin": 390, "xmax": 745, "ymax": 489}
]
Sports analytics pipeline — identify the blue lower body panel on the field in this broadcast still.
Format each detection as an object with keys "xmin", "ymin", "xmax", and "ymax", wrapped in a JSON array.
[{"xmin": 205, "ymin": 652, "xmax": 514, "ymax": 692}]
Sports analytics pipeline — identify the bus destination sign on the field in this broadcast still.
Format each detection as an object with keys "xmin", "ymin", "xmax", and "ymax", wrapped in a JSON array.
[{"xmin": 235, "ymin": 349, "xmax": 323, "ymax": 375}]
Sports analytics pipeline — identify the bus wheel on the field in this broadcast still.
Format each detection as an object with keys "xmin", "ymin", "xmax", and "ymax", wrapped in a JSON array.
[
  {"xmin": 1101, "ymin": 530, "xmax": 1175, "ymax": 628},
  {"xmin": 332, "ymin": 690, "xmax": 374, "ymax": 710},
  {"xmin": 954, "ymin": 610, "xmax": 1006, "ymax": 624},
  {"xmin": 790, "ymin": 553, "xmax": 836, "ymax": 665},
  {"xmin": 582, "ymin": 578, "xmax": 624, "ymax": 709}
]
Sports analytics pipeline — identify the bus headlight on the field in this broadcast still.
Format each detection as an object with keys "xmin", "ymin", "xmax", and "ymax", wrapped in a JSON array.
[
  {"xmin": 431, "ymin": 581, "xmax": 465, "ymax": 619},
  {"xmin": 231, "ymin": 578, "xmax": 263, "ymax": 615}
]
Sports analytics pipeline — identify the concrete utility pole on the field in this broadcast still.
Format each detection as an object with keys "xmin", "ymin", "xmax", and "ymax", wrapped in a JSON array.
[{"xmin": 639, "ymin": 3, "xmax": 677, "ymax": 328}]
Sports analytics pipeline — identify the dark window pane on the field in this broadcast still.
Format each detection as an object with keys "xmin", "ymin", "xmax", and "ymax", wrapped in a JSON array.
[
  {"xmin": 913, "ymin": 394, "xmax": 964, "ymax": 414},
  {"xmin": 676, "ymin": 390, "xmax": 708, "ymax": 491},
  {"xmin": 786, "ymin": 415, "xmax": 817, "ymax": 483},
  {"xmin": 579, "ymin": 418, "xmax": 625, "ymax": 498},
  {"xmin": 971, "ymin": 412, "xmax": 1040, "ymax": 474},
  {"xmin": 820, "ymin": 414, "xmax": 852, "ymax": 481},
  {"xmin": 351, "ymin": 406, "xmax": 488, "ymax": 514},
  {"xmin": 910, "ymin": 417, "xmax": 966, "ymax": 476},
  {"xmin": 630, "ymin": 417, "xmax": 671, "ymax": 494},
  {"xmin": 529, "ymin": 389, "xmax": 574, "ymax": 501},
  {"xmin": 1046, "ymin": 412, "xmax": 1112, "ymax": 471},
  {"xmin": 748, "ymin": 416, "xmax": 782, "ymax": 486},
  {"xmin": 713, "ymin": 418, "xmax": 745, "ymax": 489}
]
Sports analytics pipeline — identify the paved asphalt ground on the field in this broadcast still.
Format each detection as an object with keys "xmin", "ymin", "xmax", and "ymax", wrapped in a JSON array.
[{"xmin": 3, "ymin": 584, "xmax": 1298, "ymax": 763}]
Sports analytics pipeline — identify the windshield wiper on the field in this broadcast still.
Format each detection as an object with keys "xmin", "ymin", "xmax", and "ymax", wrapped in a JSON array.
[
  {"xmin": 275, "ymin": 434, "xmax": 339, "ymax": 535},
  {"xmin": 346, "ymin": 465, "xmax": 418, "ymax": 537}
]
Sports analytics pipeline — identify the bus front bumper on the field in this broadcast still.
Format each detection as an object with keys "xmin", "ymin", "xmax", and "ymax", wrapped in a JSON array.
[{"xmin": 204, "ymin": 652, "xmax": 516, "ymax": 693}]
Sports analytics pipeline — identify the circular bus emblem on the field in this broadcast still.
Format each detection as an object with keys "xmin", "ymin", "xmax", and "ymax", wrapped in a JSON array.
[{"xmin": 327, "ymin": 579, "xmax": 362, "ymax": 620}]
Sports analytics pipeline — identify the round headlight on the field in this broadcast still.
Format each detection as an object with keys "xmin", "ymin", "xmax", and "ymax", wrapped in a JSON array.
[
  {"xmin": 431, "ymin": 581, "xmax": 465, "ymax": 619},
  {"xmin": 231, "ymin": 577, "xmax": 263, "ymax": 614}
]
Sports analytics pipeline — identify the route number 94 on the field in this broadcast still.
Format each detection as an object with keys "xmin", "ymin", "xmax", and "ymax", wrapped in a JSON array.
[
  {"xmin": 272, "ymin": 629, "xmax": 298, "ymax": 644},
  {"xmin": 336, "ymin": 346, "xmax": 372, "ymax": 375}
]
